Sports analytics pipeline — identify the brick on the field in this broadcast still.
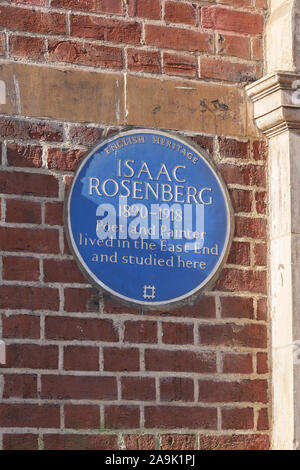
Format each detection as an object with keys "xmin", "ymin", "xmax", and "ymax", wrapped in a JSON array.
[
  {"xmin": 164, "ymin": 1, "xmax": 197, "ymax": 26},
  {"xmin": 64, "ymin": 345, "xmax": 99, "ymax": 371},
  {"xmin": 48, "ymin": 40, "xmax": 123, "ymax": 69},
  {"xmin": 103, "ymin": 347, "xmax": 140, "ymax": 371},
  {"xmin": 217, "ymin": 33, "xmax": 250, "ymax": 59},
  {"xmin": 255, "ymin": 0, "xmax": 268, "ymax": 8},
  {"xmin": 106, "ymin": 127, "xmax": 120, "ymax": 137},
  {"xmin": 220, "ymin": 296, "xmax": 254, "ymax": 319},
  {"xmin": 64, "ymin": 174, "xmax": 73, "ymax": 191},
  {"xmin": 5, "ymin": 344, "xmax": 58, "ymax": 369},
  {"xmin": 145, "ymin": 24, "xmax": 213, "ymax": 53},
  {"xmin": 42, "ymin": 375, "xmax": 117, "ymax": 400},
  {"xmin": 254, "ymin": 243, "xmax": 267, "ymax": 266},
  {"xmin": 163, "ymin": 52, "xmax": 197, "ymax": 78},
  {"xmin": 162, "ymin": 322, "xmax": 194, "ymax": 345},
  {"xmin": 235, "ymin": 216, "xmax": 266, "ymax": 239},
  {"xmin": 229, "ymin": 189, "xmax": 252, "ymax": 213},
  {"xmin": 0, "ymin": 227, "xmax": 60, "ymax": 254},
  {"xmin": 145, "ymin": 349, "xmax": 216, "ymax": 373},
  {"xmin": 0, "ymin": 6, "xmax": 66, "ymax": 35},
  {"xmin": 128, "ymin": 0, "xmax": 160, "ymax": 19},
  {"xmin": 150, "ymin": 296, "xmax": 216, "ymax": 319},
  {"xmin": 127, "ymin": 48, "xmax": 160, "ymax": 74},
  {"xmin": 198, "ymin": 379, "xmax": 268, "ymax": 403},
  {"xmin": 12, "ymin": 0, "xmax": 45, "ymax": 4},
  {"xmin": 70, "ymin": 15, "xmax": 141, "ymax": 44},
  {"xmin": 145, "ymin": 406, "xmax": 217, "ymax": 429},
  {"xmin": 257, "ymin": 408, "xmax": 269, "ymax": 430},
  {"xmin": 3, "ymin": 374, "xmax": 37, "ymax": 398},
  {"xmin": 199, "ymin": 323, "xmax": 267, "ymax": 348},
  {"xmin": 5, "ymin": 199, "xmax": 41, "ymax": 224},
  {"xmin": 44, "ymin": 259, "xmax": 87, "ymax": 283},
  {"xmin": 103, "ymin": 297, "xmax": 141, "ymax": 315},
  {"xmin": 3, "ymin": 434, "xmax": 39, "ymax": 450},
  {"xmin": 253, "ymin": 37, "xmax": 263, "ymax": 60},
  {"xmin": 219, "ymin": 137, "xmax": 250, "ymax": 159},
  {"xmin": 0, "ymin": 286, "xmax": 59, "ymax": 310},
  {"xmin": 0, "ymin": 404, "xmax": 60, "ymax": 428},
  {"xmin": 124, "ymin": 320, "xmax": 157, "ymax": 343},
  {"xmin": 253, "ymin": 140, "xmax": 267, "ymax": 161},
  {"xmin": 257, "ymin": 297, "xmax": 267, "ymax": 321},
  {"xmin": 105, "ymin": 405, "xmax": 140, "ymax": 429},
  {"xmin": 44, "ymin": 434, "xmax": 118, "ymax": 450},
  {"xmin": 221, "ymin": 407, "xmax": 254, "ymax": 429},
  {"xmin": 121, "ymin": 377, "xmax": 156, "ymax": 401},
  {"xmin": 227, "ymin": 241, "xmax": 251, "ymax": 266},
  {"xmin": 45, "ymin": 316, "xmax": 118, "ymax": 342},
  {"xmin": 9, "ymin": 35, "xmax": 44, "ymax": 60},
  {"xmin": 222, "ymin": 353, "xmax": 253, "ymax": 374},
  {"xmin": 0, "ymin": 171, "xmax": 59, "ymax": 197},
  {"xmin": 201, "ymin": 7, "xmax": 263, "ymax": 35},
  {"xmin": 3, "ymin": 314, "xmax": 40, "ymax": 339},
  {"xmin": 160, "ymin": 377, "xmax": 194, "ymax": 402},
  {"xmin": 3, "ymin": 256, "xmax": 40, "ymax": 281},
  {"xmin": 45, "ymin": 201, "xmax": 63, "ymax": 226},
  {"xmin": 47, "ymin": 147, "xmax": 85, "ymax": 171},
  {"xmin": 218, "ymin": 0, "xmax": 251, "ymax": 5},
  {"xmin": 257, "ymin": 352, "xmax": 268, "ymax": 374},
  {"xmin": 52, "ymin": 0, "xmax": 123, "ymax": 14},
  {"xmin": 218, "ymin": 163, "xmax": 266, "ymax": 187},
  {"xmin": 255, "ymin": 191, "xmax": 267, "ymax": 214},
  {"xmin": 7, "ymin": 143, "xmax": 42, "ymax": 168},
  {"xmin": 216, "ymin": 268, "xmax": 267, "ymax": 294},
  {"xmin": 0, "ymin": 117, "xmax": 64, "ymax": 142},
  {"xmin": 161, "ymin": 434, "xmax": 196, "ymax": 450},
  {"xmin": 64, "ymin": 287, "xmax": 99, "ymax": 312},
  {"xmin": 198, "ymin": 434, "xmax": 270, "ymax": 450},
  {"xmin": 124, "ymin": 434, "xmax": 156, "ymax": 450},
  {"xmin": 201, "ymin": 57, "xmax": 258, "ymax": 82},
  {"xmin": 68, "ymin": 125, "xmax": 104, "ymax": 146},
  {"xmin": 64, "ymin": 405, "xmax": 100, "ymax": 429},
  {"xmin": 0, "ymin": 33, "xmax": 4, "ymax": 56},
  {"xmin": 191, "ymin": 135, "xmax": 214, "ymax": 155}
]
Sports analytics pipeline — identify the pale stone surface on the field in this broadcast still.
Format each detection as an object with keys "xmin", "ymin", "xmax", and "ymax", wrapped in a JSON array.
[
  {"xmin": 269, "ymin": 132, "xmax": 291, "ymax": 239},
  {"xmin": 245, "ymin": 98, "xmax": 261, "ymax": 138},
  {"xmin": 266, "ymin": 1, "xmax": 294, "ymax": 73},
  {"xmin": 247, "ymin": 72, "xmax": 300, "ymax": 136},
  {"xmin": 267, "ymin": 0, "xmax": 300, "ymax": 74},
  {"xmin": 0, "ymin": 63, "xmax": 124, "ymax": 124},
  {"xmin": 126, "ymin": 75, "xmax": 246, "ymax": 136},
  {"xmin": 247, "ymin": 69, "xmax": 300, "ymax": 450}
]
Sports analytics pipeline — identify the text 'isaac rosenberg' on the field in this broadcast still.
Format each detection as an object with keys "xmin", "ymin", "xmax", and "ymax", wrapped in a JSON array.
[{"xmin": 88, "ymin": 159, "xmax": 213, "ymax": 205}]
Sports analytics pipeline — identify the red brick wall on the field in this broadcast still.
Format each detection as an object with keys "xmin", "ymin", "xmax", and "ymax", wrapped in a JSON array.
[{"xmin": 0, "ymin": 0, "xmax": 270, "ymax": 450}]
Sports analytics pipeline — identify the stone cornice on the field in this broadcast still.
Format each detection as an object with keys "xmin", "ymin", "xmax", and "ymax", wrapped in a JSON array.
[{"xmin": 246, "ymin": 72, "xmax": 300, "ymax": 137}]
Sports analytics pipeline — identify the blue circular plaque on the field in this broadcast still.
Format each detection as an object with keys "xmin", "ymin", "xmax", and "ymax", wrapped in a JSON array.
[{"xmin": 65, "ymin": 129, "xmax": 233, "ymax": 308}]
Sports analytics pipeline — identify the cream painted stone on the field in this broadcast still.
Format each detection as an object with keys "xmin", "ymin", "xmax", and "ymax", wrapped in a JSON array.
[
  {"xmin": 266, "ymin": 0, "xmax": 300, "ymax": 73},
  {"xmin": 266, "ymin": 1, "xmax": 294, "ymax": 73},
  {"xmin": 247, "ymin": 65, "xmax": 300, "ymax": 449},
  {"xmin": 269, "ymin": 133, "xmax": 291, "ymax": 238},
  {"xmin": 0, "ymin": 62, "xmax": 124, "ymax": 124},
  {"xmin": 246, "ymin": 99, "xmax": 262, "ymax": 138},
  {"xmin": 247, "ymin": 72, "xmax": 300, "ymax": 136},
  {"xmin": 289, "ymin": 132, "xmax": 300, "ymax": 234}
]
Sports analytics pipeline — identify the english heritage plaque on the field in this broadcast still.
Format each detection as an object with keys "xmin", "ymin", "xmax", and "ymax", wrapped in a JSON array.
[{"xmin": 65, "ymin": 129, "xmax": 234, "ymax": 309}]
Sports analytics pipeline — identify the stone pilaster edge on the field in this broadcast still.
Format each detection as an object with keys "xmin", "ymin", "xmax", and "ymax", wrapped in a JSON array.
[{"xmin": 246, "ymin": 72, "xmax": 300, "ymax": 138}]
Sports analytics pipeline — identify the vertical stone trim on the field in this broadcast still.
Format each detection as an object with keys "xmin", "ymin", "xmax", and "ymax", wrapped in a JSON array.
[{"xmin": 247, "ymin": 72, "xmax": 300, "ymax": 449}]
